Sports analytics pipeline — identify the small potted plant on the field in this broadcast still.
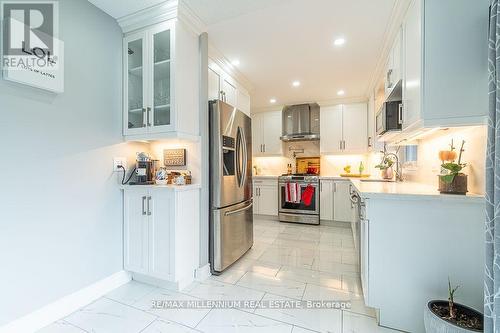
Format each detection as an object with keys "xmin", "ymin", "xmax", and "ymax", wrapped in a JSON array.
[
  {"xmin": 375, "ymin": 157, "xmax": 394, "ymax": 180},
  {"xmin": 438, "ymin": 140, "xmax": 467, "ymax": 194},
  {"xmin": 424, "ymin": 278, "xmax": 483, "ymax": 332}
]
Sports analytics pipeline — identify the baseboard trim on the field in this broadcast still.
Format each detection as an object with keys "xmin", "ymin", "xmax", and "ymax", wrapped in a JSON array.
[
  {"xmin": 194, "ymin": 264, "xmax": 211, "ymax": 281},
  {"xmin": 0, "ymin": 270, "xmax": 131, "ymax": 333}
]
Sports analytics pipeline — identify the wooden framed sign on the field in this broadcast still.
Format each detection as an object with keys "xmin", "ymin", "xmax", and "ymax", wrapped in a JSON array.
[{"xmin": 164, "ymin": 149, "xmax": 186, "ymax": 166}]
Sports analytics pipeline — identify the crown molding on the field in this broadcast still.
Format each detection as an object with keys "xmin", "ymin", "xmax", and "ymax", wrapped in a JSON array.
[
  {"xmin": 178, "ymin": 0, "xmax": 206, "ymax": 35},
  {"xmin": 117, "ymin": 0, "xmax": 205, "ymax": 35},
  {"xmin": 365, "ymin": 0, "xmax": 412, "ymax": 98},
  {"xmin": 117, "ymin": 0, "xmax": 178, "ymax": 33},
  {"xmin": 208, "ymin": 43, "xmax": 255, "ymax": 93}
]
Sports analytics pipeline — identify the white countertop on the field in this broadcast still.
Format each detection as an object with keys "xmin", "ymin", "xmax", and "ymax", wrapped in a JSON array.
[
  {"xmin": 120, "ymin": 184, "xmax": 201, "ymax": 191},
  {"xmin": 253, "ymin": 175, "xmax": 279, "ymax": 179},
  {"xmin": 252, "ymin": 174, "xmax": 484, "ymax": 202},
  {"xmin": 350, "ymin": 179, "xmax": 484, "ymax": 203}
]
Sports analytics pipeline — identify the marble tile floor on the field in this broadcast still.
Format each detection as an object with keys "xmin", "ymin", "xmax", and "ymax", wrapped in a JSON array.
[{"xmin": 37, "ymin": 217, "xmax": 402, "ymax": 333}]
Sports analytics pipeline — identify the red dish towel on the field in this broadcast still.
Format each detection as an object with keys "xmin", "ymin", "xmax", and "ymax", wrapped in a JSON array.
[
  {"xmin": 285, "ymin": 182, "xmax": 301, "ymax": 203},
  {"xmin": 302, "ymin": 185, "xmax": 315, "ymax": 206}
]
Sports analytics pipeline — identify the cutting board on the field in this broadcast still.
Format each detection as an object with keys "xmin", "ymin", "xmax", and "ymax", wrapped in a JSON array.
[{"xmin": 340, "ymin": 174, "xmax": 371, "ymax": 178}]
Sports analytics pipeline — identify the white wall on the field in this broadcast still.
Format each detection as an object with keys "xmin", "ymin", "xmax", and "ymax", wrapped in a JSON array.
[
  {"xmin": 0, "ymin": 0, "xmax": 146, "ymax": 324},
  {"xmin": 404, "ymin": 126, "xmax": 487, "ymax": 194},
  {"xmin": 149, "ymin": 140, "xmax": 201, "ymax": 183}
]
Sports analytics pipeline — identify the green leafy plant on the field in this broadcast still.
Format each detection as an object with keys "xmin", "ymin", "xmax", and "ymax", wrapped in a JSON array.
[
  {"xmin": 440, "ymin": 140, "xmax": 466, "ymax": 184},
  {"xmin": 375, "ymin": 157, "xmax": 394, "ymax": 170},
  {"xmin": 448, "ymin": 277, "xmax": 460, "ymax": 319}
]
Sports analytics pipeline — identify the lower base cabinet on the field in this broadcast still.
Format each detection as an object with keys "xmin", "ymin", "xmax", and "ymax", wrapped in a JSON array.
[
  {"xmin": 333, "ymin": 181, "xmax": 355, "ymax": 222},
  {"xmin": 123, "ymin": 186, "xmax": 200, "ymax": 289},
  {"xmin": 320, "ymin": 180, "xmax": 334, "ymax": 221},
  {"xmin": 253, "ymin": 179, "xmax": 278, "ymax": 216}
]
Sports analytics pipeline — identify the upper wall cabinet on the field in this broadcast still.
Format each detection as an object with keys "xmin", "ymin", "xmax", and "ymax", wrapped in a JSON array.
[
  {"xmin": 401, "ymin": 0, "xmax": 488, "ymax": 136},
  {"xmin": 385, "ymin": 28, "xmax": 402, "ymax": 98},
  {"xmin": 123, "ymin": 20, "xmax": 199, "ymax": 141},
  {"xmin": 208, "ymin": 62, "xmax": 251, "ymax": 116},
  {"xmin": 320, "ymin": 103, "xmax": 368, "ymax": 154},
  {"xmin": 252, "ymin": 111, "xmax": 283, "ymax": 156}
]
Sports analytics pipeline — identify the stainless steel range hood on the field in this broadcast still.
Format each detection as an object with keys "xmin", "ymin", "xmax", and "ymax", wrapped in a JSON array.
[{"xmin": 280, "ymin": 103, "xmax": 320, "ymax": 141}]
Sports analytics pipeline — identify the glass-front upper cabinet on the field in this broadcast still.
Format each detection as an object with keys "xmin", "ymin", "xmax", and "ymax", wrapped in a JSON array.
[
  {"xmin": 150, "ymin": 28, "xmax": 171, "ymax": 130},
  {"xmin": 125, "ymin": 33, "xmax": 146, "ymax": 134},
  {"xmin": 123, "ymin": 22, "xmax": 173, "ymax": 136}
]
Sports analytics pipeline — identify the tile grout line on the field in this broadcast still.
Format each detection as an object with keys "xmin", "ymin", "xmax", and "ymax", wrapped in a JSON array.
[{"xmin": 60, "ymin": 319, "xmax": 91, "ymax": 333}]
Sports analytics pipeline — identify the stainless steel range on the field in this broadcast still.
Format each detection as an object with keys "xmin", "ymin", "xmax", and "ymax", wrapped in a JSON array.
[{"xmin": 278, "ymin": 174, "xmax": 320, "ymax": 225}]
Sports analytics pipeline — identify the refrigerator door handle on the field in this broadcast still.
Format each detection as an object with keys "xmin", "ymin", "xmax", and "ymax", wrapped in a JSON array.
[
  {"xmin": 235, "ymin": 126, "xmax": 247, "ymax": 188},
  {"xmin": 224, "ymin": 201, "xmax": 253, "ymax": 216}
]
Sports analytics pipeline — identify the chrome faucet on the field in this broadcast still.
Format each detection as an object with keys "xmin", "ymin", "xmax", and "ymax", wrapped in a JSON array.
[{"xmin": 383, "ymin": 152, "xmax": 403, "ymax": 182}]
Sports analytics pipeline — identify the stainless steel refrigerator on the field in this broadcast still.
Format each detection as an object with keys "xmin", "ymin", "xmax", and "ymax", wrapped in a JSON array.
[{"xmin": 209, "ymin": 100, "xmax": 253, "ymax": 274}]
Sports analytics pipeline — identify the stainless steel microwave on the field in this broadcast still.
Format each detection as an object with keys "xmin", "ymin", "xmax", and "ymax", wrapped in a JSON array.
[{"xmin": 376, "ymin": 101, "xmax": 403, "ymax": 136}]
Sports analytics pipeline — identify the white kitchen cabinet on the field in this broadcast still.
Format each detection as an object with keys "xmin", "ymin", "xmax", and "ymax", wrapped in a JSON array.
[
  {"xmin": 237, "ymin": 89, "xmax": 251, "ymax": 116},
  {"xmin": 253, "ymin": 179, "xmax": 278, "ymax": 216},
  {"xmin": 342, "ymin": 103, "xmax": 368, "ymax": 152},
  {"xmin": 208, "ymin": 62, "xmax": 251, "ymax": 116},
  {"xmin": 123, "ymin": 20, "xmax": 199, "ymax": 141},
  {"xmin": 123, "ymin": 186, "xmax": 200, "ymax": 289},
  {"xmin": 208, "ymin": 67, "xmax": 221, "ymax": 101},
  {"xmin": 320, "ymin": 103, "xmax": 367, "ymax": 154},
  {"xmin": 320, "ymin": 105, "xmax": 343, "ymax": 154},
  {"xmin": 385, "ymin": 28, "xmax": 402, "ymax": 98},
  {"xmin": 333, "ymin": 181, "xmax": 354, "ymax": 222},
  {"xmin": 400, "ymin": 0, "xmax": 488, "ymax": 136},
  {"xmin": 124, "ymin": 189, "xmax": 149, "ymax": 274},
  {"xmin": 252, "ymin": 111, "xmax": 283, "ymax": 156},
  {"xmin": 221, "ymin": 78, "xmax": 237, "ymax": 107},
  {"xmin": 320, "ymin": 180, "xmax": 334, "ymax": 221},
  {"xmin": 360, "ymin": 212, "xmax": 369, "ymax": 305},
  {"xmin": 402, "ymin": 0, "xmax": 422, "ymax": 132}
]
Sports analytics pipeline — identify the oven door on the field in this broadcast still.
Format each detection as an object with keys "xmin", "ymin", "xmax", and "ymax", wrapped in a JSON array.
[{"xmin": 279, "ymin": 182, "xmax": 319, "ymax": 215}]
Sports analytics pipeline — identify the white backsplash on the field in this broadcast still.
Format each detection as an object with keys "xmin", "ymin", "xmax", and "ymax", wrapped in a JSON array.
[{"xmin": 404, "ymin": 126, "xmax": 487, "ymax": 194}]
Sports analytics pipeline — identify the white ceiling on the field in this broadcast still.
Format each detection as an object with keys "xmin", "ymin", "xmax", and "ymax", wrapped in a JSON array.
[
  {"xmin": 185, "ymin": 0, "xmax": 397, "ymax": 108},
  {"xmin": 87, "ymin": 0, "xmax": 166, "ymax": 19},
  {"xmin": 87, "ymin": 0, "xmax": 397, "ymax": 109}
]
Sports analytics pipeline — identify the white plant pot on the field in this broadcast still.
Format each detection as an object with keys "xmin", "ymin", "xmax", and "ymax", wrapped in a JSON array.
[{"xmin": 424, "ymin": 301, "xmax": 482, "ymax": 333}]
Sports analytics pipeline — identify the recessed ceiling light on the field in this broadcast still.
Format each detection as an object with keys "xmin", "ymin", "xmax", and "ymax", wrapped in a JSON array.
[
  {"xmin": 334, "ymin": 38, "xmax": 346, "ymax": 46},
  {"xmin": 292, "ymin": 81, "xmax": 301, "ymax": 87},
  {"xmin": 337, "ymin": 90, "xmax": 345, "ymax": 96},
  {"xmin": 231, "ymin": 59, "xmax": 240, "ymax": 66},
  {"xmin": 270, "ymin": 98, "xmax": 277, "ymax": 104}
]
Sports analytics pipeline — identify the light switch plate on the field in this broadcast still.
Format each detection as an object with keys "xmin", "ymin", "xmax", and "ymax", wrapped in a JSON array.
[{"xmin": 113, "ymin": 157, "xmax": 127, "ymax": 172}]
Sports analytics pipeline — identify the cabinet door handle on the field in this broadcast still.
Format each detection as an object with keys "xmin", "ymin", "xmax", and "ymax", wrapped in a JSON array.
[
  {"xmin": 147, "ymin": 196, "xmax": 152, "ymax": 216},
  {"xmin": 147, "ymin": 107, "xmax": 152, "ymax": 127},
  {"xmin": 398, "ymin": 103, "xmax": 403, "ymax": 125},
  {"xmin": 320, "ymin": 182, "xmax": 322, "ymax": 192},
  {"xmin": 334, "ymin": 182, "xmax": 337, "ymax": 192},
  {"xmin": 263, "ymin": 144, "xmax": 266, "ymax": 152},
  {"xmin": 339, "ymin": 141, "xmax": 342, "ymax": 150},
  {"xmin": 142, "ymin": 196, "xmax": 146, "ymax": 215},
  {"xmin": 368, "ymin": 137, "xmax": 372, "ymax": 147},
  {"xmin": 142, "ymin": 108, "xmax": 147, "ymax": 127}
]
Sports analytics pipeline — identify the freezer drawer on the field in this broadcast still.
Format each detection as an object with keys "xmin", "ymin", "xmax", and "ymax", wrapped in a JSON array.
[{"xmin": 211, "ymin": 200, "xmax": 253, "ymax": 273}]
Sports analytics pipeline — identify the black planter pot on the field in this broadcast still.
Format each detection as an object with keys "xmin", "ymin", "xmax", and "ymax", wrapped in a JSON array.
[{"xmin": 424, "ymin": 300, "xmax": 483, "ymax": 332}]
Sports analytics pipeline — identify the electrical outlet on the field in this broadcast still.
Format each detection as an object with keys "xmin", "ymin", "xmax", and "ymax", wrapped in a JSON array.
[{"xmin": 113, "ymin": 157, "xmax": 127, "ymax": 172}]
